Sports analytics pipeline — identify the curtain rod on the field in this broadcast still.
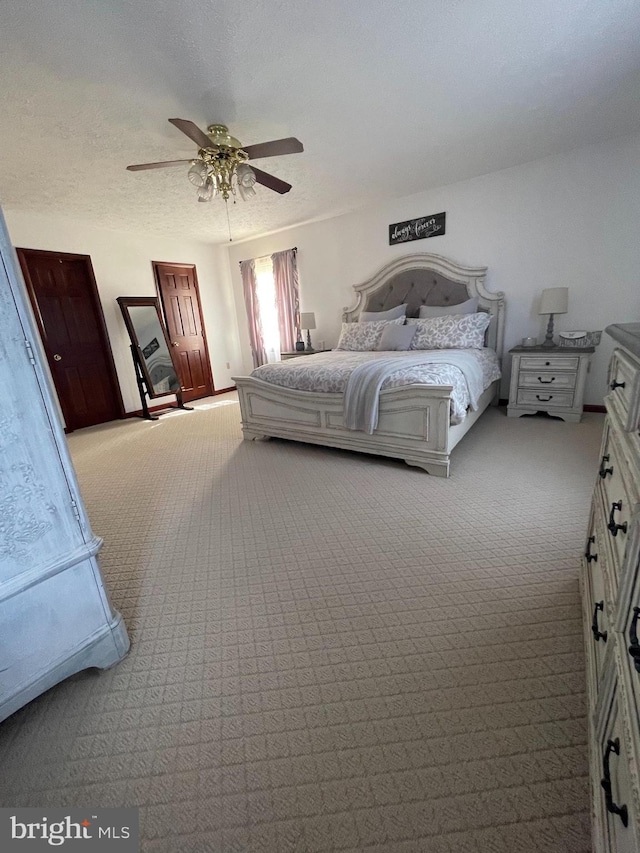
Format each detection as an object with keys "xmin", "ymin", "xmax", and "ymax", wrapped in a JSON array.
[{"xmin": 238, "ymin": 247, "xmax": 297, "ymax": 265}]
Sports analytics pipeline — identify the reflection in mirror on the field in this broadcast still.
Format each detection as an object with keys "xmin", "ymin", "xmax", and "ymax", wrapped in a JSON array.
[{"xmin": 127, "ymin": 305, "xmax": 181, "ymax": 396}]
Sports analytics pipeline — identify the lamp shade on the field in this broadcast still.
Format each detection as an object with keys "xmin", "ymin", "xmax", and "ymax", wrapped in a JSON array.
[
  {"xmin": 300, "ymin": 312, "xmax": 316, "ymax": 330},
  {"xmin": 539, "ymin": 287, "xmax": 568, "ymax": 315}
]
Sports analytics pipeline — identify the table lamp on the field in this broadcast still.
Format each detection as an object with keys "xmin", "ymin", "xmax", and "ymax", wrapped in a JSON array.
[
  {"xmin": 300, "ymin": 312, "xmax": 316, "ymax": 351},
  {"xmin": 539, "ymin": 287, "xmax": 568, "ymax": 348}
]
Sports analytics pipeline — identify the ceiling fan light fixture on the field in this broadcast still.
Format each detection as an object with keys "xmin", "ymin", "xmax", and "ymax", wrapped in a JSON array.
[
  {"xmin": 197, "ymin": 176, "xmax": 215, "ymax": 202},
  {"xmin": 238, "ymin": 183, "xmax": 257, "ymax": 201},
  {"xmin": 188, "ymin": 160, "xmax": 208, "ymax": 187},
  {"xmin": 236, "ymin": 163, "xmax": 256, "ymax": 188}
]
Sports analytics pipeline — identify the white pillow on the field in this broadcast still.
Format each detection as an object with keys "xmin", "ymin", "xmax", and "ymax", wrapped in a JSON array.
[
  {"xmin": 336, "ymin": 318, "xmax": 405, "ymax": 351},
  {"xmin": 418, "ymin": 297, "xmax": 479, "ymax": 318},
  {"xmin": 359, "ymin": 304, "xmax": 407, "ymax": 323},
  {"xmin": 407, "ymin": 313, "xmax": 491, "ymax": 349}
]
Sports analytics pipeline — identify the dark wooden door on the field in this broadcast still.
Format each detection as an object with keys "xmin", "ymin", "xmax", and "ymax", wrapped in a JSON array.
[
  {"xmin": 17, "ymin": 249, "xmax": 123, "ymax": 431},
  {"xmin": 153, "ymin": 262, "xmax": 214, "ymax": 403}
]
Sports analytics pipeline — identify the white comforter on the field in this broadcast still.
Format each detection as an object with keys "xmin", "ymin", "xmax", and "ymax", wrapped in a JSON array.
[{"xmin": 251, "ymin": 348, "xmax": 501, "ymax": 424}]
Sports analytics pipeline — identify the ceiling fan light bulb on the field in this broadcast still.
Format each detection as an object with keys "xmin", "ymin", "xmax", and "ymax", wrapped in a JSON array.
[{"xmin": 188, "ymin": 161, "xmax": 208, "ymax": 187}]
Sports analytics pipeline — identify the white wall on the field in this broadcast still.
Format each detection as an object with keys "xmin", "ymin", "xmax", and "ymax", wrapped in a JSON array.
[
  {"xmin": 227, "ymin": 131, "xmax": 640, "ymax": 404},
  {"xmin": 4, "ymin": 210, "xmax": 243, "ymax": 414}
]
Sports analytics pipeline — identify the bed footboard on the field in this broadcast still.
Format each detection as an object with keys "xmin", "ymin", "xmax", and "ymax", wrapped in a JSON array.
[{"xmin": 233, "ymin": 375, "xmax": 471, "ymax": 476}]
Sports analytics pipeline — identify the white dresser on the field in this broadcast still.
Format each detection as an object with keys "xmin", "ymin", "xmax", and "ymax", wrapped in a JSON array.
[
  {"xmin": 581, "ymin": 323, "xmax": 640, "ymax": 851},
  {"xmin": 0, "ymin": 208, "xmax": 129, "ymax": 722}
]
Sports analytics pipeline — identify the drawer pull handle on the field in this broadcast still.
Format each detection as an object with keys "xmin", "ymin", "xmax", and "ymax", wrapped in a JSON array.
[
  {"xmin": 537, "ymin": 376, "xmax": 555, "ymax": 384},
  {"xmin": 601, "ymin": 738, "xmax": 629, "ymax": 827},
  {"xmin": 536, "ymin": 395, "xmax": 553, "ymax": 402},
  {"xmin": 628, "ymin": 606, "xmax": 640, "ymax": 674},
  {"xmin": 591, "ymin": 601, "xmax": 607, "ymax": 643},
  {"xmin": 598, "ymin": 455, "xmax": 613, "ymax": 479},
  {"xmin": 610, "ymin": 380, "xmax": 626, "ymax": 391},
  {"xmin": 585, "ymin": 535, "xmax": 598, "ymax": 563},
  {"xmin": 607, "ymin": 501, "xmax": 628, "ymax": 537}
]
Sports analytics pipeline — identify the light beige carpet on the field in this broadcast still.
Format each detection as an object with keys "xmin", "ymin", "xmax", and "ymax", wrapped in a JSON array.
[{"xmin": 0, "ymin": 397, "xmax": 602, "ymax": 852}]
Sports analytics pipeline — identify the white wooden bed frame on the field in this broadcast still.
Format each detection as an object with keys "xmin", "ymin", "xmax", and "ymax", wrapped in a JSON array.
[{"xmin": 233, "ymin": 253, "xmax": 505, "ymax": 477}]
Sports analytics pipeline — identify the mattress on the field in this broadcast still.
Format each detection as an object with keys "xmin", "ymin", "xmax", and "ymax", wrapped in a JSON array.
[{"xmin": 251, "ymin": 348, "xmax": 501, "ymax": 424}]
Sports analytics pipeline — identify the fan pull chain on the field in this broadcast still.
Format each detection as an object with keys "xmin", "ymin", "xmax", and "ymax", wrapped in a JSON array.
[{"xmin": 225, "ymin": 199, "xmax": 233, "ymax": 242}]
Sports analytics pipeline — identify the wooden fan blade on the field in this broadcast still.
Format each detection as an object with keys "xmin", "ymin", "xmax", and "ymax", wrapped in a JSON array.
[
  {"xmin": 126, "ymin": 160, "xmax": 192, "ymax": 171},
  {"xmin": 168, "ymin": 118, "xmax": 213, "ymax": 149},
  {"xmin": 243, "ymin": 138, "xmax": 303, "ymax": 160},
  {"xmin": 251, "ymin": 167, "xmax": 292, "ymax": 194}
]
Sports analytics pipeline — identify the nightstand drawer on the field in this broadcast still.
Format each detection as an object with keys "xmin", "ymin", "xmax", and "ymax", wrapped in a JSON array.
[
  {"xmin": 520, "ymin": 355, "xmax": 579, "ymax": 371},
  {"xmin": 518, "ymin": 371, "xmax": 577, "ymax": 390},
  {"xmin": 516, "ymin": 389, "xmax": 574, "ymax": 408}
]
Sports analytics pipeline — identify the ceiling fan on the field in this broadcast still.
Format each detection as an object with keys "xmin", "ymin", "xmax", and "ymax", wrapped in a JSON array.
[{"xmin": 127, "ymin": 118, "xmax": 303, "ymax": 203}]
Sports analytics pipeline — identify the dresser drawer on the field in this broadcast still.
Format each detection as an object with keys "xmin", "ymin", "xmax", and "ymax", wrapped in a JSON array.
[
  {"xmin": 594, "ymin": 679, "xmax": 640, "ymax": 853},
  {"xmin": 519, "ymin": 355, "xmax": 579, "ymax": 371},
  {"xmin": 516, "ymin": 388, "xmax": 574, "ymax": 408},
  {"xmin": 607, "ymin": 348, "xmax": 640, "ymax": 433},
  {"xmin": 518, "ymin": 370, "xmax": 577, "ymax": 390},
  {"xmin": 599, "ymin": 424, "xmax": 638, "ymax": 578},
  {"xmin": 583, "ymin": 504, "xmax": 612, "ymax": 704},
  {"xmin": 615, "ymin": 516, "xmax": 640, "ymax": 736}
]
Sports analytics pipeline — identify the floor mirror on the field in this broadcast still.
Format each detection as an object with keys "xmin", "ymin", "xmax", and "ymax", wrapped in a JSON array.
[{"xmin": 117, "ymin": 296, "xmax": 192, "ymax": 419}]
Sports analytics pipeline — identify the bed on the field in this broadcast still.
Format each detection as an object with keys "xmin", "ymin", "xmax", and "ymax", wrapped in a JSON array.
[{"xmin": 233, "ymin": 252, "xmax": 505, "ymax": 476}]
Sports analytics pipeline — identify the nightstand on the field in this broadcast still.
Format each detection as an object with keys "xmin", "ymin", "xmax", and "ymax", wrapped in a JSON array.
[
  {"xmin": 507, "ymin": 345, "xmax": 595, "ymax": 423},
  {"xmin": 280, "ymin": 349, "xmax": 331, "ymax": 360}
]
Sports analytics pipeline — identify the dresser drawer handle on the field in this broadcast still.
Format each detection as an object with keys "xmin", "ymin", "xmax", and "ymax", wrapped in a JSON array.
[
  {"xmin": 607, "ymin": 501, "xmax": 628, "ymax": 537},
  {"xmin": 601, "ymin": 738, "xmax": 629, "ymax": 827},
  {"xmin": 610, "ymin": 380, "xmax": 626, "ymax": 391},
  {"xmin": 598, "ymin": 455, "xmax": 613, "ymax": 479},
  {"xmin": 585, "ymin": 535, "xmax": 598, "ymax": 563},
  {"xmin": 535, "ymin": 394, "xmax": 553, "ymax": 402},
  {"xmin": 591, "ymin": 601, "xmax": 607, "ymax": 643},
  {"xmin": 628, "ymin": 607, "xmax": 640, "ymax": 674},
  {"xmin": 537, "ymin": 376, "xmax": 555, "ymax": 384}
]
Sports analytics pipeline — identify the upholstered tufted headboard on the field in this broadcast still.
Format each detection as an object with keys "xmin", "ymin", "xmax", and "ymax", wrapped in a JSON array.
[{"xmin": 343, "ymin": 252, "xmax": 505, "ymax": 355}]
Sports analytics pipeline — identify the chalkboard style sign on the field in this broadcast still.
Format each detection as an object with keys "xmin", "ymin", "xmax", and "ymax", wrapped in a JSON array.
[{"xmin": 389, "ymin": 212, "xmax": 446, "ymax": 245}]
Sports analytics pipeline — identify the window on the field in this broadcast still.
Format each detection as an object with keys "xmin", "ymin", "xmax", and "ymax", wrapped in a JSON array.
[{"xmin": 254, "ymin": 255, "xmax": 281, "ymax": 362}]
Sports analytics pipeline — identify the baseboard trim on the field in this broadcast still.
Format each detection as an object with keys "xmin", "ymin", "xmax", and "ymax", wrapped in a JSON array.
[{"xmin": 125, "ymin": 386, "xmax": 237, "ymax": 418}]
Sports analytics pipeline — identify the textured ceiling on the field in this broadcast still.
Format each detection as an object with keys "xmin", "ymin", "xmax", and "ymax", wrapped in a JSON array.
[{"xmin": 2, "ymin": 0, "xmax": 640, "ymax": 244}]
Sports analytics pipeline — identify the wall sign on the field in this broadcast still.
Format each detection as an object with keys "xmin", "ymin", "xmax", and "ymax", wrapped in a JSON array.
[{"xmin": 389, "ymin": 212, "xmax": 446, "ymax": 245}]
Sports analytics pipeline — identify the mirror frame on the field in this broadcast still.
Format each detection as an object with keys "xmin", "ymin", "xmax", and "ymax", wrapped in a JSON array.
[{"xmin": 117, "ymin": 296, "xmax": 181, "ymax": 399}]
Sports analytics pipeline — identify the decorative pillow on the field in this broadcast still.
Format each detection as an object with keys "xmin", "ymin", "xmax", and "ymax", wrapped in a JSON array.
[
  {"xmin": 359, "ymin": 303, "xmax": 407, "ymax": 323},
  {"xmin": 407, "ymin": 312, "xmax": 491, "ymax": 349},
  {"xmin": 336, "ymin": 317, "xmax": 405, "ymax": 351},
  {"xmin": 418, "ymin": 297, "xmax": 479, "ymax": 318},
  {"xmin": 376, "ymin": 323, "xmax": 417, "ymax": 351}
]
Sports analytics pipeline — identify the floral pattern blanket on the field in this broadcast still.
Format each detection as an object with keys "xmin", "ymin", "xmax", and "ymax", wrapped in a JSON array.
[{"xmin": 252, "ymin": 349, "xmax": 501, "ymax": 424}]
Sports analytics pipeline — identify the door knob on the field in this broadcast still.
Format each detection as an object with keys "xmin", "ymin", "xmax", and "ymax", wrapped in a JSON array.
[
  {"xmin": 53, "ymin": 354, "xmax": 62, "ymax": 361},
  {"xmin": 172, "ymin": 342, "xmax": 179, "ymax": 347}
]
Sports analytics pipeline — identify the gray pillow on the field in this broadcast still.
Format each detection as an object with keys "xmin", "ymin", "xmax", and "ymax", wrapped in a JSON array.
[
  {"xmin": 359, "ymin": 303, "xmax": 407, "ymax": 323},
  {"xmin": 418, "ymin": 297, "xmax": 479, "ymax": 318},
  {"xmin": 376, "ymin": 323, "xmax": 417, "ymax": 351}
]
